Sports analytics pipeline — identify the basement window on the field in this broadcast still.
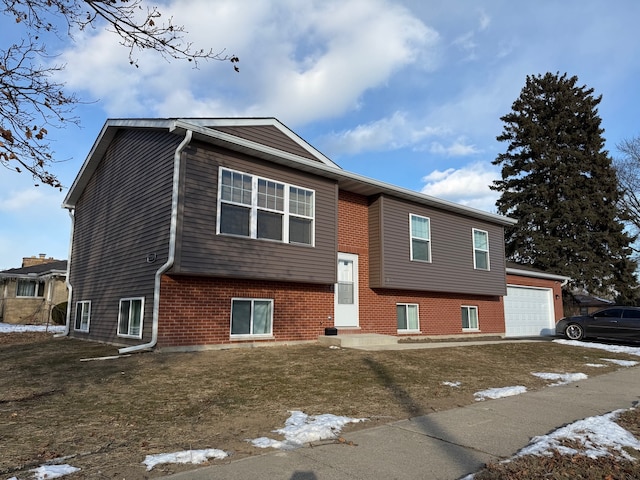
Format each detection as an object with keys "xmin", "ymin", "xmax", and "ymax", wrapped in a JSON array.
[
  {"xmin": 230, "ymin": 298, "xmax": 273, "ymax": 338},
  {"xmin": 397, "ymin": 304, "xmax": 420, "ymax": 332},
  {"xmin": 74, "ymin": 301, "xmax": 91, "ymax": 332},
  {"xmin": 462, "ymin": 305, "xmax": 479, "ymax": 331},
  {"xmin": 117, "ymin": 297, "xmax": 144, "ymax": 339}
]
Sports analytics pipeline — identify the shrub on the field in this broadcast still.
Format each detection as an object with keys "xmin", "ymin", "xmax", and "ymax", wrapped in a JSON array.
[{"xmin": 51, "ymin": 302, "xmax": 68, "ymax": 325}]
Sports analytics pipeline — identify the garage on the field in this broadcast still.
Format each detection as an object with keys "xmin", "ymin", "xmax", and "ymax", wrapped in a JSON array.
[{"xmin": 504, "ymin": 285, "xmax": 555, "ymax": 337}]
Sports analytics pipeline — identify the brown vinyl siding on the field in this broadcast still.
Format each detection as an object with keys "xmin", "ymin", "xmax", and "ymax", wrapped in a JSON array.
[
  {"xmin": 68, "ymin": 129, "xmax": 179, "ymax": 345},
  {"xmin": 369, "ymin": 195, "xmax": 506, "ymax": 296},
  {"xmin": 175, "ymin": 141, "xmax": 337, "ymax": 284},
  {"xmin": 211, "ymin": 125, "xmax": 320, "ymax": 162}
]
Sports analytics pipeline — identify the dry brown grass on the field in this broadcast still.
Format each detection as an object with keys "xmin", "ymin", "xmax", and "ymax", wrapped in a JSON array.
[{"xmin": 1, "ymin": 333, "xmax": 638, "ymax": 479}]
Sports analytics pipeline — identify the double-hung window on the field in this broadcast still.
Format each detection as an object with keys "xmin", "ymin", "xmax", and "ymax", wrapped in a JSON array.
[
  {"xmin": 118, "ymin": 297, "xmax": 144, "ymax": 338},
  {"xmin": 218, "ymin": 167, "xmax": 314, "ymax": 246},
  {"xmin": 462, "ymin": 306, "xmax": 479, "ymax": 330},
  {"xmin": 473, "ymin": 229, "xmax": 489, "ymax": 270},
  {"xmin": 410, "ymin": 214, "xmax": 431, "ymax": 262},
  {"xmin": 397, "ymin": 304, "xmax": 420, "ymax": 332},
  {"xmin": 16, "ymin": 279, "xmax": 45, "ymax": 297},
  {"xmin": 230, "ymin": 298, "xmax": 273, "ymax": 337},
  {"xmin": 74, "ymin": 301, "xmax": 91, "ymax": 332}
]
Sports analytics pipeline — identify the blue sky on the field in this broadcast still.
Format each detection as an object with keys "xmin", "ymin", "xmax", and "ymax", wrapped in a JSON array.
[{"xmin": 1, "ymin": 0, "xmax": 640, "ymax": 269}]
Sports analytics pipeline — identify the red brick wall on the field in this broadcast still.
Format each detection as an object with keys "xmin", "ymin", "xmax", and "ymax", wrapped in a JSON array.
[
  {"xmin": 338, "ymin": 191, "xmax": 506, "ymax": 336},
  {"xmin": 157, "ymin": 275, "xmax": 333, "ymax": 347},
  {"xmin": 506, "ymin": 274, "xmax": 565, "ymax": 322}
]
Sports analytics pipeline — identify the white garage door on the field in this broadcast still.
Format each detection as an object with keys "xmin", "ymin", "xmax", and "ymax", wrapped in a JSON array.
[{"xmin": 504, "ymin": 286, "xmax": 554, "ymax": 337}]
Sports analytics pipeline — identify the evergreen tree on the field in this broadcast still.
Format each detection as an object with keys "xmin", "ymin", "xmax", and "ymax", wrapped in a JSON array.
[{"xmin": 492, "ymin": 72, "xmax": 638, "ymax": 302}]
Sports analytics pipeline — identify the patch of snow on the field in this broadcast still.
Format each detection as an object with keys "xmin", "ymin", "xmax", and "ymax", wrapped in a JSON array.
[
  {"xmin": 474, "ymin": 386, "xmax": 527, "ymax": 401},
  {"xmin": 517, "ymin": 409, "xmax": 640, "ymax": 460},
  {"xmin": 143, "ymin": 448, "xmax": 228, "ymax": 471},
  {"xmin": 442, "ymin": 381, "xmax": 461, "ymax": 387},
  {"xmin": 462, "ymin": 407, "xmax": 640, "ymax": 480},
  {"xmin": 584, "ymin": 363, "xmax": 606, "ymax": 368},
  {"xmin": 30, "ymin": 464, "xmax": 80, "ymax": 479},
  {"xmin": 0, "ymin": 323, "xmax": 65, "ymax": 333},
  {"xmin": 250, "ymin": 410, "xmax": 366, "ymax": 450},
  {"xmin": 602, "ymin": 358, "xmax": 639, "ymax": 367},
  {"xmin": 531, "ymin": 372, "xmax": 588, "ymax": 386},
  {"xmin": 554, "ymin": 339, "xmax": 640, "ymax": 356}
]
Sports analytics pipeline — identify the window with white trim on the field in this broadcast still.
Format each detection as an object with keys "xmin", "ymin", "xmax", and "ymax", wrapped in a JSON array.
[
  {"xmin": 218, "ymin": 167, "xmax": 315, "ymax": 246},
  {"xmin": 410, "ymin": 214, "xmax": 431, "ymax": 262},
  {"xmin": 230, "ymin": 298, "xmax": 273, "ymax": 337},
  {"xmin": 16, "ymin": 279, "xmax": 45, "ymax": 297},
  {"xmin": 462, "ymin": 306, "xmax": 479, "ymax": 330},
  {"xmin": 473, "ymin": 229, "xmax": 489, "ymax": 270},
  {"xmin": 74, "ymin": 301, "xmax": 91, "ymax": 332},
  {"xmin": 397, "ymin": 303, "xmax": 420, "ymax": 332},
  {"xmin": 117, "ymin": 297, "xmax": 144, "ymax": 338}
]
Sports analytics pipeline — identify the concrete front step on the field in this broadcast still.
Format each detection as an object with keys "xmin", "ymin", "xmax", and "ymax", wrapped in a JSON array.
[{"xmin": 318, "ymin": 333, "xmax": 398, "ymax": 348}]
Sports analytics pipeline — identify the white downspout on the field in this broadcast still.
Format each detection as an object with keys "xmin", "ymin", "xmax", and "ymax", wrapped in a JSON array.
[
  {"xmin": 56, "ymin": 208, "xmax": 75, "ymax": 337},
  {"xmin": 119, "ymin": 129, "xmax": 193, "ymax": 354}
]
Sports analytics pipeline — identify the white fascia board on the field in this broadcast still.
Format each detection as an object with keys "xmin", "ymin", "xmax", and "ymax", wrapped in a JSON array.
[{"xmin": 506, "ymin": 268, "xmax": 571, "ymax": 282}]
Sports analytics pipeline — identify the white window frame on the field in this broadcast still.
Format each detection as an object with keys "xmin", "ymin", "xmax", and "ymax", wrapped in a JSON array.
[
  {"xmin": 230, "ymin": 298, "xmax": 274, "ymax": 339},
  {"xmin": 217, "ymin": 167, "xmax": 315, "ymax": 246},
  {"xmin": 472, "ymin": 228, "xmax": 490, "ymax": 270},
  {"xmin": 461, "ymin": 305, "xmax": 479, "ymax": 331},
  {"xmin": 409, "ymin": 214, "xmax": 431, "ymax": 262},
  {"xmin": 74, "ymin": 301, "xmax": 91, "ymax": 332},
  {"xmin": 117, "ymin": 297, "xmax": 144, "ymax": 339},
  {"xmin": 397, "ymin": 303, "xmax": 420, "ymax": 333},
  {"xmin": 16, "ymin": 279, "xmax": 45, "ymax": 298}
]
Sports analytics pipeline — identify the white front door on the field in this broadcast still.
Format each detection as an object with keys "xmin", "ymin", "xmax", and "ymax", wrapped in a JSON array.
[{"xmin": 334, "ymin": 253, "xmax": 359, "ymax": 327}]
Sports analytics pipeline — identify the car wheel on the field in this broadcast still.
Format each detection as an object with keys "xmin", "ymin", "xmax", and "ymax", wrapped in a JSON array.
[{"xmin": 565, "ymin": 323, "xmax": 585, "ymax": 341}]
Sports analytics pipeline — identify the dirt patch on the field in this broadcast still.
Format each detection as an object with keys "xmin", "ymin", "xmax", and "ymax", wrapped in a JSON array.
[{"xmin": 1, "ymin": 333, "xmax": 637, "ymax": 479}]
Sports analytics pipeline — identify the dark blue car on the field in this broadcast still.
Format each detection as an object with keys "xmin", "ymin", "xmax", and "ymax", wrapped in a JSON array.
[{"xmin": 555, "ymin": 306, "xmax": 640, "ymax": 341}]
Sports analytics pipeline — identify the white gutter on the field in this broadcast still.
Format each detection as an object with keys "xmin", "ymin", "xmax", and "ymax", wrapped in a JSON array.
[
  {"xmin": 506, "ymin": 267, "xmax": 570, "ymax": 286},
  {"xmin": 119, "ymin": 129, "xmax": 193, "ymax": 354},
  {"xmin": 57, "ymin": 208, "xmax": 75, "ymax": 337}
]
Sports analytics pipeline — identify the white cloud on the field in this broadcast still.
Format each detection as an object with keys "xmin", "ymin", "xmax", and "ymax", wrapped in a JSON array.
[
  {"xmin": 429, "ymin": 138, "xmax": 479, "ymax": 156},
  {"xmin": 319, "ymin": 112, "xmax": 445, "ymax": 156},
  {"xmin": 55, "ymin": 0, "xmax": 439, "ymax": 126},
  {"xmin": 420, "ymin": 162, "xmax": 499, "ymax": 212},
  {"xmin": 0, "ymin": 188, "xmax": 46, "ymax": 213}
]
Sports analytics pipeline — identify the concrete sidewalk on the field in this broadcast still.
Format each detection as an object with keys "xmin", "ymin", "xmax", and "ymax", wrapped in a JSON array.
[{"xmin": 165, "ymin": 365, "xmax": 640, "ymax": 480}]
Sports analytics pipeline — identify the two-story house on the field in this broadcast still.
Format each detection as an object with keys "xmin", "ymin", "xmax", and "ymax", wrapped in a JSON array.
[{"xmin": 61, "ymin": 118, "xmax": 566, "ymax": 353}]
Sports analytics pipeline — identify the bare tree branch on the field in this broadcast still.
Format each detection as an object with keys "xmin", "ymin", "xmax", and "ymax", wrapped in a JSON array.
[{"xmin": 1, "ymin": 0, "xmax": 239, "ymax": 188}]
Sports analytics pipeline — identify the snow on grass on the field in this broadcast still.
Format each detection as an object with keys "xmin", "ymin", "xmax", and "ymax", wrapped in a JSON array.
[
  {"xmin": 554, "ymin": 339, "xmax": 640, "ymax": 356},
  {"xmin": 602, "ymin": 358, "xmax": 639, "ymax": 367},
  {"xmin": 461, "ymin": 407, "xmax": 640, "ymax": 480},
  {"xmin": 531, "ymin": 372, "xmax": 588, "ymax": 386},
  {"xmin": 143, "ymin": 448, "xmax": 228, "ymax": 471},
  {"xmin": 517, "ymin": 409, "xmax": 640, "ymax": 460},
  {"xmin": 442, "ymin": 381, "xmax": 461, "ymax": 387},
  {"xmin": 250, "ymin": 410, "xmax": 367, "ymax": 450},
  {"xmin": 0, "ymin": 322, "xmax": 65, "ymax": 333},
  {"xmin": 29, "ymin": 464, "xmax": 80, "ymax": 479},
  {"xmin": 474, "ymin": 386, "xmax": 527, "ymax": 401}
]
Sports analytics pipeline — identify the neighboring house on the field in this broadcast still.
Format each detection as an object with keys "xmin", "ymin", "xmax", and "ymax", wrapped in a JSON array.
[
  {"xmin": 0, "ymin": 255, "xmax": 68, "ymax": 324},
  {"xmin": 563, "ymin": 293, "xmax": 614, "ymax": 317},
  {"xmin": 62, "ymin": 118, "xmax": 565, "ymax": 353}
]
